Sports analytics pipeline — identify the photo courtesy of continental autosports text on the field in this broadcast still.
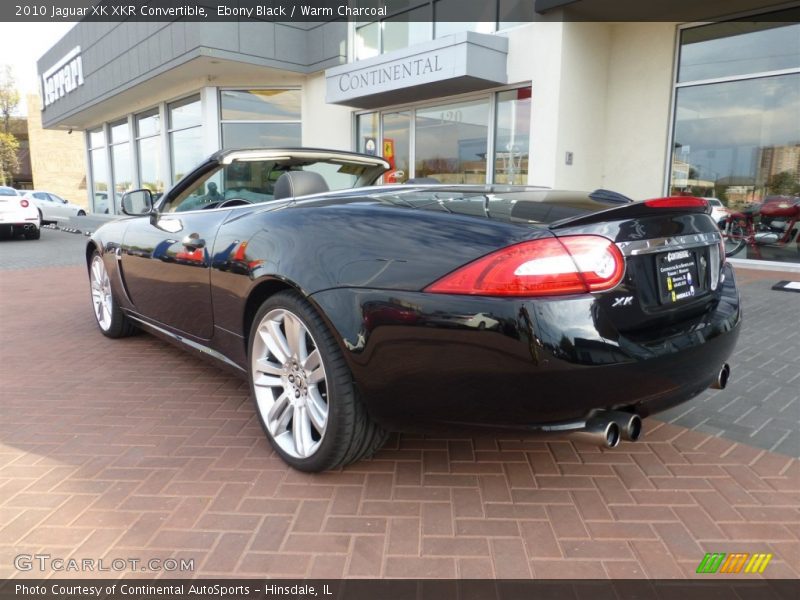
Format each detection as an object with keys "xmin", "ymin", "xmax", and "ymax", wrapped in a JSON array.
[{"xmin": 0, "ymin": 0, "xmax": 798, "ymax": 598}]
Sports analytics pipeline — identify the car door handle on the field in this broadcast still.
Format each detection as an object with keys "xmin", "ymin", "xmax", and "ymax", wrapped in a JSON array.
[{"xmin": 182, "ymin": 235, "xmax": 205, "ymax": 251}]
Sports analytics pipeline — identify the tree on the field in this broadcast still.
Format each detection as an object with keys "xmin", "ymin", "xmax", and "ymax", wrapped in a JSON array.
[
  {"xmin": 0, "ymin": 65, "xmax": 20, "ymax": 185},
  {"xmin": 0, "ymin": 132, "xmax": 19, "ymax": 186},
  {"xmin": 0, "ymin": 65, "xmax": 20, "ymax": 134},
  {"xmin": 767, "ymin": 171, "xmax": 800, "ymax": 196}
]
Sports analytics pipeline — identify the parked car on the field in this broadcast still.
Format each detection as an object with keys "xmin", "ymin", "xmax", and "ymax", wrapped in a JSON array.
[
  {"xmin": 20, "ymin": 190, "xmax": 86, "ymax": 224},
  {"xmin": 93, "ymin": 191, "xmax": 123, "ymax": 215},
  {"xmin": 0, "ymin": 186, "xmax": 40, "ymax": 239},
  {"xmin": 85, "ymin": 148, "xmax": 741, "ymax": 471},
  {"xmin": 705, "ymin": 197, "xmax": 730, "ymax": 224}
]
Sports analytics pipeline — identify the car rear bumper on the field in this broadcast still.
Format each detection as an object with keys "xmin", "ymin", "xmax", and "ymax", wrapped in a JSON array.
[{"xmin": 311, "ymin": 263, "xmax": 741, "ymax": 430}]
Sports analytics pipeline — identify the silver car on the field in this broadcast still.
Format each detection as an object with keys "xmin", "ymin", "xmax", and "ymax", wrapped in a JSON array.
[{"xmin": 21, "ymin": 190, "xmax": 86, "ymax": 224}]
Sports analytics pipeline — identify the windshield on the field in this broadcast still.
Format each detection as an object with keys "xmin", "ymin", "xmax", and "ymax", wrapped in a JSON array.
[
  {"xmin": 165, "ymin": 156, "xmax": 382, "ymax": 213},
  {"xmin": 0, "ymin": 187, "xmax": 18, "ymax": 196}
]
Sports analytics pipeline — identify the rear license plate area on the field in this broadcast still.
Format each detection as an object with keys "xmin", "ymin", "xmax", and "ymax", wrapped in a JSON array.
[{"xmin": 656, "ymin": 247, "xmax": 706, "ymax": 305}]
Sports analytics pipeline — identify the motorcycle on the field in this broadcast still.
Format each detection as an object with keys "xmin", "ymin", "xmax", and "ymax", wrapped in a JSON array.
[{"xmin": 720, "ymin": 197, "xmax": 800, "ymax": 258}]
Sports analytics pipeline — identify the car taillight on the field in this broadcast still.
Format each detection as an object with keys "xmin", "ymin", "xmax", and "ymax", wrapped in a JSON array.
[
  {"xmin": 425, "ymin": 235, "xmax": 625, "ymax": 297},
  {"xmin": 20, "ymin": 199, "xmax": 29, "ymax": 208},
  {"xmin": 643, "ymin": 196, "xmax": 708, "ymax": 209}
]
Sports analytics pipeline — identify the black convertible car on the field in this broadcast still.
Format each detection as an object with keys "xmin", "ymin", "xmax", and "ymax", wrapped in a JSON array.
[{"xmin": 87, "ymin": 148, "xmax": 740, "ymax": 471}]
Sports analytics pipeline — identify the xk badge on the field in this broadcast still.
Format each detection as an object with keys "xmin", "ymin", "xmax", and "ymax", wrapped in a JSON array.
[{"xmin": 612, "ymin": 296, "xmax": 634, "ymax": 307}]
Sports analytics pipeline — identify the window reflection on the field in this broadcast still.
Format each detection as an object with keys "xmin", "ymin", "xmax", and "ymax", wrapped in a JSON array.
[
  {"xmin": 679, "ymin": 16, "xmax": 800, "ymax": 83},
  {"xmin": 495, "ymin": 87, "xmax": 531, "ymax": 185},
  {"xmin": 90, "ymin": 147, "xmax": 109, "ymax": 214},
  {"xmin": 168, "ymin": 95, "xmax": 202, "ymax": 184},
  {"xmin": 357, "ymin": 112, "xmax": 379, "ymax": 156},
  {"xmin": 220, "ymin": 90, "xmax": 301, "ymax": 121},
  {"xmin": 221, "ymin": 123, "xmax": 301, "ymax": 148},
  {"xmin": 415, "ymin": 99, "xmax": 490, "ymax": 184},
  {"xmin": 382, "ymin": 112, "xmax": 411, "ymax": 183},
  {"xmin": 670, "ymin": 74, "xmax": 800, "ymax": 206}
]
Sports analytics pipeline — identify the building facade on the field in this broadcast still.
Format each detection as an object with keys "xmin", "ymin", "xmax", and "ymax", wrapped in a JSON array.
[{"xmin": 36, "ymin": 1, "xmax": 800, "ymax": 264}]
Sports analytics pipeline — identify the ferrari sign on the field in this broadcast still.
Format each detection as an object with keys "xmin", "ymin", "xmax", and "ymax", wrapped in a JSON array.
[{"xmin": 41, "ymin": 46, "xmax": 84, "ymax": 108}]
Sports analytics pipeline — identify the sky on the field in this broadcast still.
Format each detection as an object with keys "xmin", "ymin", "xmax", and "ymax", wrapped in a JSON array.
[{"xmin": 0, "ymin": 22, "xmax": 76, "ymax": 115}]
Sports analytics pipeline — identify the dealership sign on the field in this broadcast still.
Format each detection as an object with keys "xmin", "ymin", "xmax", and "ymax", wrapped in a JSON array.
[
  {"xmin": 41, "ymin": 46, "xmax": 84, "ymax": 108},
  {"xmin": 326, "ymin": 32, "xmax": 508, "ymax": 109}
]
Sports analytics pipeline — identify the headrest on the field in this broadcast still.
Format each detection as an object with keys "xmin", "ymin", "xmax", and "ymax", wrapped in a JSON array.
[{"xmin": 274, "ymin": 170, "xmax": 330, "ymax": 200}]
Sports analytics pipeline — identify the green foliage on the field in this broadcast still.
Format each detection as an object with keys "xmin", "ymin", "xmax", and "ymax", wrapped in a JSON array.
[
  {"xmin": 0, "ymin": 131, "xmax": 19, "ymax": 186},
  {"xmin": 767, "ymin": 171, "xmax": 800, "ymax": 196},
  {"xmin": 0, "ymin": 65, "xmax": 20, "ymax": 134}
]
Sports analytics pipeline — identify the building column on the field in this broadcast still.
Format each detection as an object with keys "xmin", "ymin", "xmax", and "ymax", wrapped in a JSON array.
[{"xmin": 200, "ymin": 86, "xmax": 221, "ymax": 155}]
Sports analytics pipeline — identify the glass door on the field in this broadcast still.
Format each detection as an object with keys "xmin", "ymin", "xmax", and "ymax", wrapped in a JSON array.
[{"xmin": 381, "ymin": 111, "xmax": 411, "ymax": 183}]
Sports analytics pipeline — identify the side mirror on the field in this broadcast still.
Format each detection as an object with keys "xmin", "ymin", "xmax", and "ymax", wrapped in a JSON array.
[{"xmin": 121, "ymin": 189, "xmax": 155, "ymax": 215}]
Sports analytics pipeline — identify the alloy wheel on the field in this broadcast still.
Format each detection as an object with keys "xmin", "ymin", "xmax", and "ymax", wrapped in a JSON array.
[
  {"xmin": 90, "ymin": 256, "xmax": 113, "ymax": 331},
  {"xmin": 251, "ymin": 308, "xmax": 329, "ymax": 459}
]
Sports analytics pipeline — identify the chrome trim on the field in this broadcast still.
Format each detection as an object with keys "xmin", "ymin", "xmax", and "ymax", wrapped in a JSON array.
[
  {"xmin": 126, "ymin": 314, "xmax": 245, "ymax": 373},
  {"xmin": 616, "ymin": 231, "xmax": 722, "ymax": 257}
]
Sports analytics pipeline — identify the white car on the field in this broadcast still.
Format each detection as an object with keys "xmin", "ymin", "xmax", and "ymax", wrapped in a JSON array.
[
  {"xmin": 20, "ymin": 190, "xmax": 86, "ymax": 224},
  {"xmin": 706, "ymin": 198, "xmax": 731, "ymax": 224},
  {"xmin": 0, "ymin": 186, "xmax": 40, "ymax": 239}
]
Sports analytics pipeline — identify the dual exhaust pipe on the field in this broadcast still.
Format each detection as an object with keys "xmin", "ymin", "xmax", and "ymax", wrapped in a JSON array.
[
  {"xmin": 573, "ymin": 362, "xmax": 731, "ymax": 448},
  {"xmin": 572, "ymin": 411, "xmax": 642, "ymax": 448}
]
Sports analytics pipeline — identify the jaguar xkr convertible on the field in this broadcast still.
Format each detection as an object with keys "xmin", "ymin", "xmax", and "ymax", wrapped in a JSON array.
[{"xmin": 86, "ymin": 148, "xmax": 741, "ymax": 471}]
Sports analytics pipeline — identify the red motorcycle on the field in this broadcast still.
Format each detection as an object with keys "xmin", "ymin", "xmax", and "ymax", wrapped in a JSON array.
[{"xmin": 721, "ymin": 197, "xmax": 800, "ymax": 258}]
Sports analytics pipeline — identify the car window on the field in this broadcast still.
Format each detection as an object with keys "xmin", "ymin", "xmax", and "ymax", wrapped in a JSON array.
[
  {"xmin": 164, "ymin": 155, "xmax": 385, "ymax": 213},
  {"xmin": 166, "ymin": 167, "xmax": 225, "ymax": 213},
  {"xmin": 0, "ymin": 187, "xmax": 17, "ymax": 196},
  {"xmin": 33, "ymin": 192, "xmax": 49, "ymax": 201},
  {"xmin": 48, "ymin": 194, "xmax": 65, "ymax": 203},
  {"xmin": 707, "ymin": 199, "xmax": 721, "ymax": 207}
]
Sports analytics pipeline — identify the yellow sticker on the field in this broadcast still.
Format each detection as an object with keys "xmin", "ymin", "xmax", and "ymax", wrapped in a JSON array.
[
  {"xmin": 667, "ymin": 277, "xmax": 673, "ymax": 291},
  {"xmin": 672, "ymin": 291, "xmax": 677, "ymax": 302}
]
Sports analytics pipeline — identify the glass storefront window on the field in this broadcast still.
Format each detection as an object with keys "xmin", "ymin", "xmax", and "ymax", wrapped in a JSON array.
[
  {"xmin": 111, "ymin": 142, "xmax": 132, "ymax": 214},
  {"xmin": 220, "ymin": 89, "xmax": 302, "ymax": 150},
  {"xmin": 678, "ymin": 17, "xmax": 800, "ymax": 83},
  {"xmin": 671, "ymin": 75, "xmax": 800, "ymax": 202},
  {"xmin": 355, "ymin": 22, "xmax": 380, "ymax": 60},
  {"xmin": 220, "ymin": 89, "xmax": 302, "ymax": 121},
  {"xmin": 90, "ymin": 147, "xmax": 109, "ymax": 213},
  {"xmin": 137, "ymin": 136, "xmax": 163, "ymax": 193},
  {"xmin": 170, "ymin": 128, "xmax": 203, "ymax": 183},
  {"xmin": 169, "ymin": 95, "xmax": 201, "ymax": 130},
  {"xmin": 383, "ymin": 12, "xmax": 430, "ymax": 53},
  {"xmin": 415, "ymin": 98, "xmax": 490, "ymax": 184},
  {"xmin": 495, "ymin": 87, "xmax": 531, "ymax": 185},
  {"xmin": 136, "ymin": 110, "xmax": 160, "ymax": 137},
  {"xmin": 671, "ymin": 16, "xmax": 800, "ymax": 265},
  {"xmin": 221, "ymin": 122, "xmax": 302, "ymax": 149},
  {"xmin": 168, "ymin": 95, "xmax": 202, "ymax": 184},
  {"xmin": 356, "ymin": 86, "xmax": 531, "ymax": 185},
  {"xmin": 109, "ymin": 121, "xmax": 128, "ymax": 144},
  {"xmin": 357, "ymin": 112, "xmax": 379, "ymax": 155},
  {"xmin": 88, "ymin": 128, "xmax": 105, "ymax": 149},
  {"xmin": 382, "ymin": 112, "xmax": 411, "ymax": 183},
  {"xmin": 136, "ymin": 108, "xmax": 164, "ymax": 193}
]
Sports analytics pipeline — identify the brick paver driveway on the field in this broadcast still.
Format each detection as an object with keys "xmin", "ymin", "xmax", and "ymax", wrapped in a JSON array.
[{"xmin": 0, "ymin": 231, "xmax": 798, "ymax": 579}]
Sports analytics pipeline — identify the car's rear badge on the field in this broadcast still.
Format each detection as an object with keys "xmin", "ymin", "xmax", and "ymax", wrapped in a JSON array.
[{"xmin": 612, "ymin": 296, "xmax": 633, "ymax": 307}]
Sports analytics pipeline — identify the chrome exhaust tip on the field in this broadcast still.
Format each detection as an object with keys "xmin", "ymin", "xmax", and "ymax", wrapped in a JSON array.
[
  {"xmin": 710, "ymin": 363, "xmax": 731, "ymax": 390},
  {"xmin": 603, "ymin": 411, "xmax": 643, "ymax": 442},
  {"xmin": 572, "ymin": 418, "xmax": 621, "ymax": 448}
]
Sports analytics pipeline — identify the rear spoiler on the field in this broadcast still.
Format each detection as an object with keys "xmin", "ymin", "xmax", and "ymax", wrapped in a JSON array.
[{"xmin": 550, "ymin": 196, "xmax": 710, "ymax": 229}]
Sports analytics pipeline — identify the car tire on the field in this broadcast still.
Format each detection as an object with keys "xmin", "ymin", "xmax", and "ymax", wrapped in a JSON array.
[
  {"xmin": 89, "ymin": 251, "xmax": 136, "ymax": 338},
  {"xmin": 78, "ymin": 210, "xmax": 86, "ymax": 216},
  {"xmin": 248, "ymin": 291, "xmax": 388, "ymax": 471},
  {"xmin": 25, "ymin": 227, "xmax": 40, "ymax": 240}
]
